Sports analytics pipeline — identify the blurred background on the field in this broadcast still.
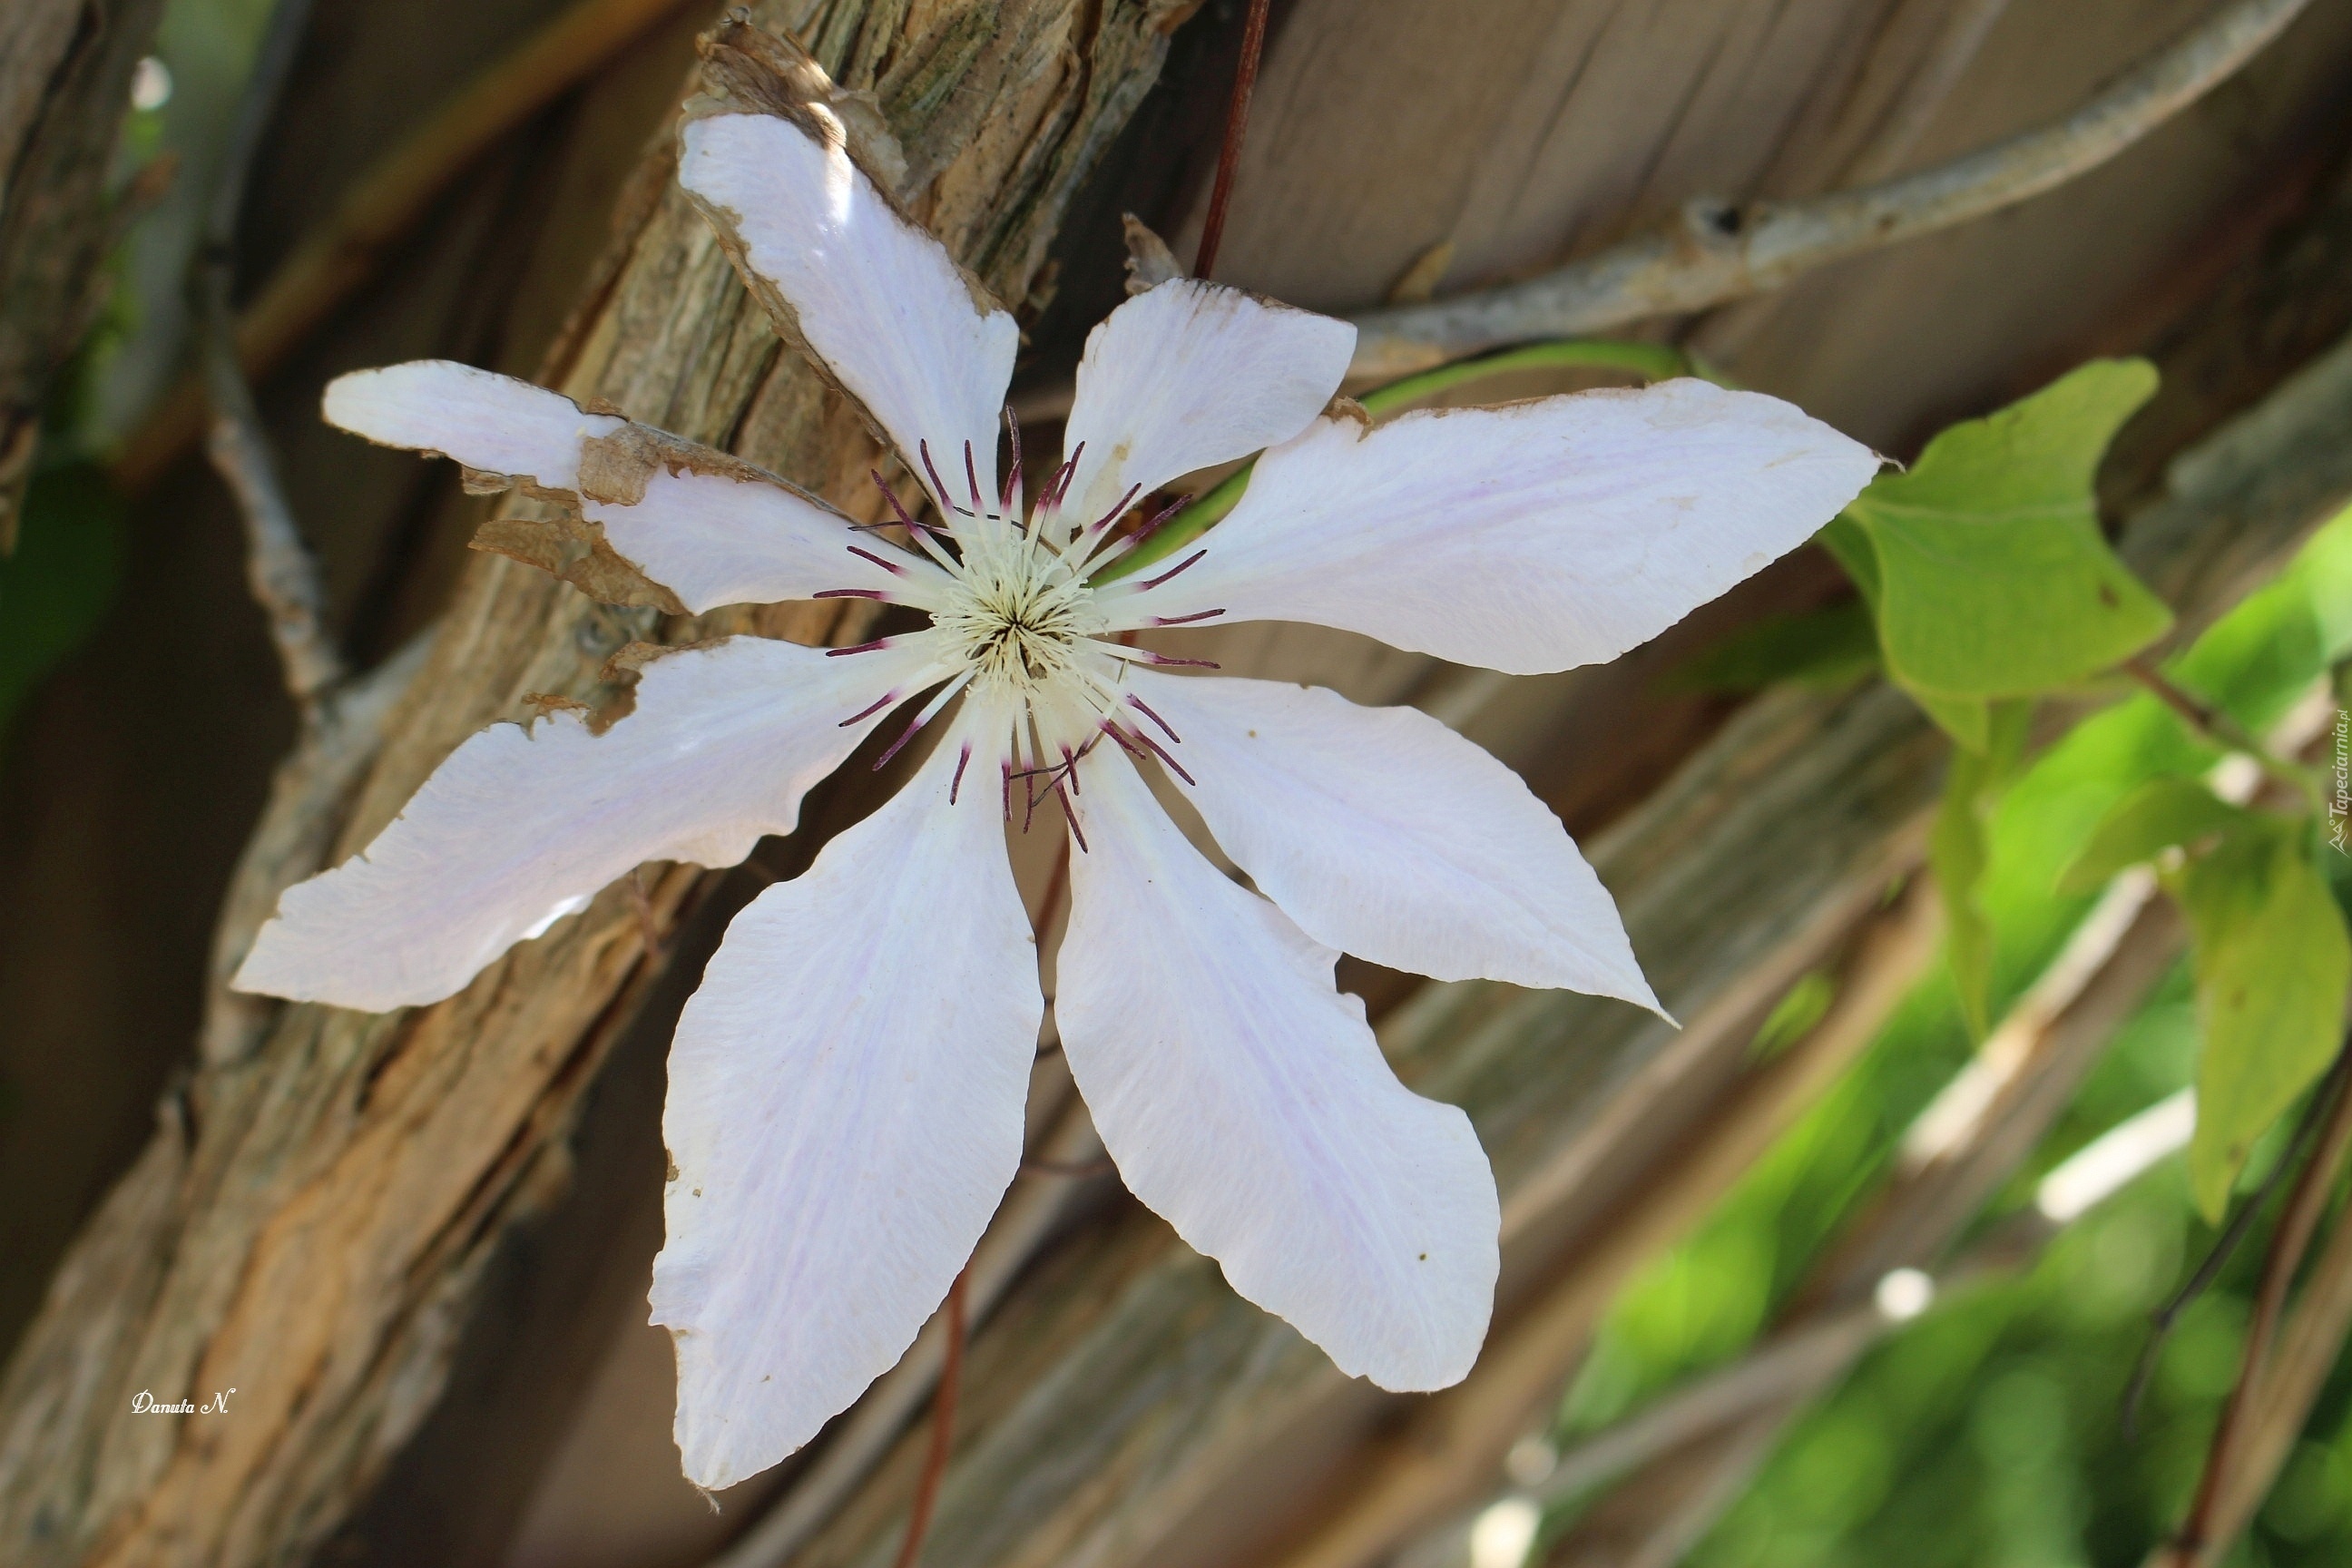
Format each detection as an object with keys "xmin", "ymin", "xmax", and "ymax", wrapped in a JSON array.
[{"xmin": 4, "ymin": 2, "xmax": 2352, "ymax": 1566}]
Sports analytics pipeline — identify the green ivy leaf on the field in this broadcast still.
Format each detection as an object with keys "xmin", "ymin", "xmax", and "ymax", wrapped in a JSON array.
[
  {"xmin": 1839, "ymin": 359, "xmax": 2172, "ymax": 700},
  {"xmin": 2055, "ymin": 778, "xmax": 2255, "ymax": 895},
  {"xmin": 1932, "ymin": 700, "xmax": 2033, "ymax": 1039},
  {"xmin": 1915, "ymin": 690, "xmax": 1994, "ymax": 753},
  {"xmin": 2178, "ymin": 826, "xmax": 2352, "ymax": 1220},
  {"xmin": 1821, "ymin": 510, "xmax": 1995, "ymax": 750}
]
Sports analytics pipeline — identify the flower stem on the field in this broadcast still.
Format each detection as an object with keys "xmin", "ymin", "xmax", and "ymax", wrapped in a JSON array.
[
  {"xmin": 1091, "ymin": 338, "xmax": 1714, "ymax": 583},
  {"xmin": 1192, "ymin": 0, "xmax": 1273, "ymax": 281},
  {"xmin": 893, "ymin": 1266, "xmax": 969, "ymax": 1568}
]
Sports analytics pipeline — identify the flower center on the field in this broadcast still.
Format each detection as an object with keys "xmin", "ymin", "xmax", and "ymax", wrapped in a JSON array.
[{"xmin": 935, "ymin": 540, "xmax": 1104, "ymax": 699}]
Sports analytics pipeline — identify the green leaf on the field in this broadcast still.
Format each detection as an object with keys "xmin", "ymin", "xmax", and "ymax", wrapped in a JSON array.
[
  {"xmin": 1816, "ymin": 512, "xmax": 1880, "ymax": 607},
  {"xmin": 2055, "ymin": 778, "xmax": 2255, "ymax": 895},
  {"xmin": 1841, "ymin": 360, "xmax": 2173, "ymax": 699},
  {"xmin": 1668, "ymin": 602, "xmax": 1879, "ymax": 693},
  {"xmin": 2179, "ymin": 828, "xmax": 2352, "ymax": 1220},
  {"xmin": 1750, "ymin": 971, "xmax": 1836, "ymax": 1062},
  {"xmin": 1914, "ymin": 690, "xmax": 1993, "ymax": 753},
  {"xmin": 1932, "ymin": 701, "xmax": 2033, "ymax": 1039}
]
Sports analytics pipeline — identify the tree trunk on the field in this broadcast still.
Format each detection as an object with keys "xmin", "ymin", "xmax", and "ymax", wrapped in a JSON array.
[{"xmin": 0, "ymin": 0, "xmax": 170, "ymax": 540}]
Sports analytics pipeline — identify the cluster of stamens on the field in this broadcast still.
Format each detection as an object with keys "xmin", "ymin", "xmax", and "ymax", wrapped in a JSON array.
[
  {"xmin": 932, "ymin": 539, "xmax": 1100, "ymax": 694},
  {"xmin": 817, "ymin": 414, "xmax": 1222, "ymax": 845}
]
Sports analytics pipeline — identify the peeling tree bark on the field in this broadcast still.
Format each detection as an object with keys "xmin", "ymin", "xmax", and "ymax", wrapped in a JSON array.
[
  {"xmin": 0, "ymin": 3, "xmax": 1189, "ymax": 1563},
  {"xmin": 0, "ymin": 0, "xmax": 170, "ymax": 543}
]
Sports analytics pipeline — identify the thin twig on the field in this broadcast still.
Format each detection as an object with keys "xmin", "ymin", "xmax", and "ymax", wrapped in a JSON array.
[
  {"xmin": 199, "ymin": 0, "xmax": 343, "ymax": 715},
  {"xmin": 2160, "ymin": 1027, "xmax": 2352, "ymax": 1568},
  {"xmin": 2122, "ymin": 1036, "xmax": 2352, "ymax": 1436},
  {"xmin": 892, "ymin": 1266, "xmax": 969, "ymax": 1568},
  {"xmin": 2122, "ymin": 655, "xmax": 2318, "ymax": 803},
  {"xmin": 119, "ymin": 0, "xmax": 701, "ymax": 492},
  {"xmin": 1348, "ymin": 0, "xmax": 2316, "ymax": 378},
  {"xmin": 1191, "ymin": 0, "xmax": 1271, "ymax": 281}
]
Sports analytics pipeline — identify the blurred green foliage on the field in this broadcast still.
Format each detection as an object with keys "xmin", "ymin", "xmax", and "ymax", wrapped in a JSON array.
[
  {"xmin": 0, "ymin": 465, "xmax": 127, "ymax": 752},
  {"xmin": 1555, "ymin": 502, "xmax": 2352, "ymax": 1565}
]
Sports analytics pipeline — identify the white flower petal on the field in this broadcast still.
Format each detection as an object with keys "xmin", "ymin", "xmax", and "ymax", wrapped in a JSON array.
[
  {"xmin": 679, "ymin": 113, "xmax": 1016, "ymax": 508},
  {"xmin": 651, "ymin": 716, "xmax": 1039, "ymax": 1489},
  {"xmin": 1118, "ymin": 381, "xmax": 1881, "ymax": 674},
  {"xmin": 323, "ymin": 359, "xmax": 622, "ymax": 488},
  {"xmin": 1057, "ymin": 750, "xmax": 1498, "ymax": 1391},
  {"xmin": 1122, "ymin": 670, "xmax": 1659, "ymax": 1011},
  {"xmin": 326, "ymin": 360, "xmax": 914, "ymax": 611},
  {"xmin": 589, "ymin": 467, "xmax": 937, "ymax": 614},
  {"xmin": 1058, "ymin": 280, "xmax": 1355, "ymax": 530},
  {"xmin": 232, "ymin": 637, "xmax": 945, "ymax": 1011}
]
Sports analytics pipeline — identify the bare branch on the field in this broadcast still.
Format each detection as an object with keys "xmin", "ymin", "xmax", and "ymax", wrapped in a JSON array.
[
  {"xmin": 199, "ymin": 0, "xmax": 343, "ymax": 713},
  {"xmin": 1348, "ymin": 0, "xmax": 2317, "ymax": 379}
]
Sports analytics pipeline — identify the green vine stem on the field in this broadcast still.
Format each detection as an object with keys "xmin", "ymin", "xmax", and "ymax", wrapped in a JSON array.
[{"xmin": 1091, "ymin": 338, "xmax": 1720, "ymax": 583}]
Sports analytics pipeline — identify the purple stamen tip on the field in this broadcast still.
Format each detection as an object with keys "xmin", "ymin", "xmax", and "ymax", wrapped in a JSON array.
[
  {"xmin": 919, "ymin": 440, "xmax": 971, "ymax": 517},
  {"xmin": 846, "ymin": 544, "xmax": 909, "ymax": 577},
  {"xmin": 840, "ymin": 691, "xmax": 898, "ymax": 728},
  {"xmin": 1086, "ymin": 482, "xmax": 1143, "ymax": 538},
  {"xmin": 1129, "ymin": 724, "xmax": 1196, "ymax": 786},
  {"xmin": 1127, "ymin": 694, "xmax": 1181, "ymax": 743},
  {"xmin": 1056, "ymin": 783, "xmax": 1089, "ymax": 854},
  {"xmin": 1134, "ymin": 547, "xmax": 1208, "ymax": 593}
]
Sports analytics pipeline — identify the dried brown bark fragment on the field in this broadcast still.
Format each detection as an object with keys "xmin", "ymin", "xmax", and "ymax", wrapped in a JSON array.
[{"xmin": 0, "ymin": 3, "xmax": 1187, "ymax": 1563}]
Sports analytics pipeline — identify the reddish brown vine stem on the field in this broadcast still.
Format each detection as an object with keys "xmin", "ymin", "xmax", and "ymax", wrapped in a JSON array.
[
  {"xmin": 2161, "ymin": 1033, "xmax": 2352, "ymax": 1566},
  {"xmin": 1191, "ymin": 0, "xmax": 1272, "ymax": 281},
  {"xmin": 894, "ymin": 1266, "xmax": 971, "ymax": 1568}
]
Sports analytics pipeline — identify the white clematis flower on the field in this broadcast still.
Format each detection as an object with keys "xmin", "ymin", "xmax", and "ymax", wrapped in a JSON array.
[{"xmin": 233, "ymin": 101, "xmax": 1879, "ymax": 1491}]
